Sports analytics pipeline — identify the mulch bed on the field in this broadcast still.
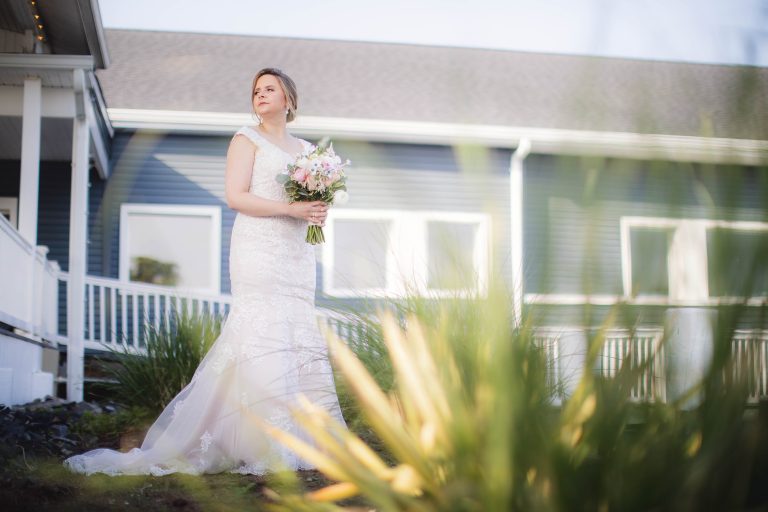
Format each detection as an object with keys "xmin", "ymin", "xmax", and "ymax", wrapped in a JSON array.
[{"xmin": 0, "ymin": 396, "xmax": 371, "ymax": 511}]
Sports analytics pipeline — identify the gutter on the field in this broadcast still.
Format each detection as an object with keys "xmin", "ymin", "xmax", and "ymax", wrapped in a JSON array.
[{"xmin": 510, "ymin": 138, "xmax": 532, "ymax": 328}]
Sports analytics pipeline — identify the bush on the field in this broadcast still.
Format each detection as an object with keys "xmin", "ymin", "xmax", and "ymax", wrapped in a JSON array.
[
  {"xmin": 264, "ymin": 289, "xmax": 768, "ymax": 511},
  {"xmin": 94, "ymin": 305, "xmax": 222, "ymax": 413}
]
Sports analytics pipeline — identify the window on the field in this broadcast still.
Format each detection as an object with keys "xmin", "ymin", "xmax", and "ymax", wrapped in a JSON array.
[
  {"xmin": 426, "ymin": 220, "xmax": 480, "ymax": 291},
  {"xmin": 331, "ymin": 218, "xmax": 393, "ymax": 293},
  {"xmin": 323, "ymin": 209, "xmax": 490, "ymax": 298},
  {"xmin": 119, "ymin": 204, "xmax": 221, "ymax": 293},
  {"xmin": 622, "ymin": 216, "xmax": 768, "ymax": 303},
  {"xmin": 707, "ymin": 227, "xmax": 768, "ymax": 297},
  {"xmin": 629, "ymin": 227, "xmax": 672, "ymax": 296}
]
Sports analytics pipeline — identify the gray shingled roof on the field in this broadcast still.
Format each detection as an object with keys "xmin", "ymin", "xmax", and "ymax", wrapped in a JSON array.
[{"xmin": 96, "ymin": 29, "xmax": 768, "ymax": 141}]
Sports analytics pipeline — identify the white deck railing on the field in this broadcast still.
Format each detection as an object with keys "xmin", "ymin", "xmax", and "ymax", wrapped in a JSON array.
[
  {"xmin": 599, "ymin": 329, "xmax": 666, "ymax": 401},
  {"xmin": 0, "ymin": 215, "xmax": 60, "ymax": 342},
  {"xmin": 730, "ymin": 330, "xmax": 768, "ymax": 402},
  {"xmin": 55, "ymin": 274, "xmax": 360, "ymax": 354},
  {"xmin": 535, "ymin": 328, "xmax": 768, "ymax": 403},
  {"xmin": 56, "ymin": 273, "xmax": 233, "ymax": 352}
]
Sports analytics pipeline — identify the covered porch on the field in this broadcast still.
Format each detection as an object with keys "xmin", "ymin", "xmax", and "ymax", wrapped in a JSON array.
[{"xmin": 0, "ymin": 0, "xmax": 112, "ymax": 404}]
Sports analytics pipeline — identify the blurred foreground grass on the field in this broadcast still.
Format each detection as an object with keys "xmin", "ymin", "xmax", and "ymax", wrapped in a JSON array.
[{"xmin": 265, "ymin": 289, "xmax": 768, "ymax": 511}]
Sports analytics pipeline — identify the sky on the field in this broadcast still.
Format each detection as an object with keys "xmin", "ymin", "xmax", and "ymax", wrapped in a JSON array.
[{"xmin": 98, "ymin": 0, "xmax": 768, "ymax": 67}]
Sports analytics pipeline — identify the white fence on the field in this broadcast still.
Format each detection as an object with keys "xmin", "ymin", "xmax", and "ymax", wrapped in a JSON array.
[
  {"xmin": 730, "ymin": 330, "xmax": 768, "ymax": 402},
  {"xmin": 56, "ymin": 273, "xmax": 233, "ymax": 352},
  {"xmin": 56, "ymin": 274, "xmax": 360, "ymax": 354},
  {"xmin": 536, "ymin": 327, "xmax": 768, "ymax": 403},
  {"xmin": 0, "ymin": 214, "xmax": 60, "ymax": 341},
  {"xmin": 599, "ymin": 329, "xmax": 666, "ymax": 402}
]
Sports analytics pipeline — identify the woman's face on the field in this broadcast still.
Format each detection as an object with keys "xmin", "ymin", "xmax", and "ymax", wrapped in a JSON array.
[{"xmin": 253, "ymin": 74, "xmax": 287, "ymax": 118}]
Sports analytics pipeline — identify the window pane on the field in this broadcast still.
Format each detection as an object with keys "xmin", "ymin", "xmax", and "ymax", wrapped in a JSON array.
[
  {"xmin": 127, "ymin": 212, "xmax": 214, "ymax": 289},
  {"xmin": 333, "ymin": 219, "xmax": 391, "ymax": 290},
  {"xmin": 630, "ymin": 228, "xmax": 671, "ymax": 295},
  {"xmin": 427, "ymin": 221, "xmax": 477, "ymax": 290},
  {"xmin": 707, "ymin": 228, "xmax": 768, "ymax": 296}
]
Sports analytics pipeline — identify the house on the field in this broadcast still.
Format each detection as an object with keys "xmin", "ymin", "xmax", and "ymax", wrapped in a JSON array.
[{"xmin": 1, "ymin": 2, "xmax": 766, "ymax": 405}]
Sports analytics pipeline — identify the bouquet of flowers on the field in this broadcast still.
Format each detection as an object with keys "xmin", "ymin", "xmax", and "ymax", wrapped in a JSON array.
[{"xmin": 276, "ymin": 138, "xmax": 350, "ymax": 244}]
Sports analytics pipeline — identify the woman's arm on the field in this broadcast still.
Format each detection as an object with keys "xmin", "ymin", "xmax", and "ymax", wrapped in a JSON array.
[
  {"xmin": 224, "ymin": 135, "xmax": 328, "ymax": 224},
  {"xmin": 225, "ymin": 135, "xmax": 290, "ymax": 217}
]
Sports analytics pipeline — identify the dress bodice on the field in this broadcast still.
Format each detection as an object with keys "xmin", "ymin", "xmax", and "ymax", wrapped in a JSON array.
[{"xmin": 233, "ymin": 125, "xmax": 312, "ymax": 202}]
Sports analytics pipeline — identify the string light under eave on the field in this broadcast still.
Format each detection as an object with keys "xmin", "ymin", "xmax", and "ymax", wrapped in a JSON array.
[{"xmin": 28, "ymin": 0, "xmax": 47, "ymax": 43}]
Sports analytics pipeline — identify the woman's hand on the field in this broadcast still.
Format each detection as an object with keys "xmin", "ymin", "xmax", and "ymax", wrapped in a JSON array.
[{"xmin": 287, "ymin": 201, "xmax": 328, "ymax": 226}]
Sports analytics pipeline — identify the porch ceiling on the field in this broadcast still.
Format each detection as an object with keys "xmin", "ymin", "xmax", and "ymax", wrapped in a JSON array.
[
  {"xmin": 0, "ymin": 0, "xmax": 30, "ymax": 33},
  {"xmin": 1, "ymin": 0, "xmax": 109, "ymax": 69},
  {"xmin": 0, "ymin": 65, "xmax": 77, "ymax": 88},
  {"xmin": 0, "ymin": 116, "xmax": 73, "ymax": 161}
]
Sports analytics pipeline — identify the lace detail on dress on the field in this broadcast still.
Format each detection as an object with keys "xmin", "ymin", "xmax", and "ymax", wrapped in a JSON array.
[{"xmin": 61, "ymin": 125, "xmax": 346, "ymax": 477}]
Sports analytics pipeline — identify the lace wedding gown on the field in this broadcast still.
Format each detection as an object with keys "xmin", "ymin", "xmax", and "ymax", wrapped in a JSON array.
[{"xmin": 64, "ymin": 125, "xmax": 346, "ymax": 476}]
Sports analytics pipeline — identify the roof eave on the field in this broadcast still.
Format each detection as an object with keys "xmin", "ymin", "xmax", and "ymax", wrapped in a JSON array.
[
  {"xmin": 75, "ymin": 0, "xmax": 110, "ymax": 69},
  {"xmin": 106, "ymin": 108, "xmax": 768, "ymax": 167}
]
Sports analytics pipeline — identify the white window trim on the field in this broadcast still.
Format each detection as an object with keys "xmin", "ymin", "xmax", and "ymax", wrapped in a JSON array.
[
  {"xmin": 620, "ymin": 216, "xmax": 768, "ymax": 305},
  {"xmin": 119, "ymin": 204, "xmax": 221, "ymax": 293},
  {"xmin": 0, "ymin": 197, "xmax": 18, "ymax": 229},
  {"xmin": 322, "ymin": 208, "xmax": 491, "ymax": 299}
]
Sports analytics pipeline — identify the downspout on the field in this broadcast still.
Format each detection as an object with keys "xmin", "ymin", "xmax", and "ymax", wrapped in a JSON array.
[{"xmin": 510, "ymin": 137, "xmax": 531, "ymax": 328}]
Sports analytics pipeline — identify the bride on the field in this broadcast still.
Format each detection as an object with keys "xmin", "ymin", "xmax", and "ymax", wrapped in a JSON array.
[{"xmin": 64, "ymin": 68, "xmax": 346, "ymax": 476}]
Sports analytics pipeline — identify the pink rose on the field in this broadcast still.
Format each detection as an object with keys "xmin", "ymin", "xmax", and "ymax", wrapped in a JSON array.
[{"xmin": 293, "ymin": 168, "xmax": 308, "ymax": 183}]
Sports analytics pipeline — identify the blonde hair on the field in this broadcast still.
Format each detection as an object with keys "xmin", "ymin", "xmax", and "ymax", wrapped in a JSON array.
[{"xmin": 251, "ymin": 68, "xmax": 298, "ymax": 122}]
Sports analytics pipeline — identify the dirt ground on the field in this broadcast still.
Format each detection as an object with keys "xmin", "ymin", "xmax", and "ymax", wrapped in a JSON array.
[
  {"xmin": 0, "ymin": 398, "xmax": 377, "ymax": 511},
  {"xmin": 0, "ymin": 454, "xmax": 372, "ymax": 512}
]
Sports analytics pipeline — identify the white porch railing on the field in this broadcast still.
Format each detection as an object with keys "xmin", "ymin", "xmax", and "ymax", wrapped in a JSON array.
[
  {"xmin": 55, "ymin": 274, "xmax": 361, "ymax": 354},
  {"xmin": 730, "ymin": 330, "xmax": 768, "ymax": 402},
  {"xmin": 535, "ymin": 327, "xmax": 768, "ymax": 403},
  {"xmin": 0, "ymin": 214, "xmax": 60, "ymax": 342},
  {"xmin": 533, "ymin": 332, "xmax": 560, "ymax": 395},
  {"xmin": 56, "ymin": 273, "xmax": 232, "ymax": 352},
  {"xmin": 599, "ymin": 329, "xmax": 666, "ymax": 402}
]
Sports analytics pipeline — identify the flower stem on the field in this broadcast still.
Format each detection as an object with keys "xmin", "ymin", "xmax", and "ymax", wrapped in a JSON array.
[{"xmin": 306, "ymin": 225, "xmax": 325, "ymax": 245}]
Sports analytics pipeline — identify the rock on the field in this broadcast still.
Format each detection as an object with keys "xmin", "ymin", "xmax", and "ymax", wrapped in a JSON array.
[
  {"xmin": 73, "ymin": 401, "xmax": 102, "ymax": 414},
  {"xmin": 0, "ymin": 396, "xmax": 135, "ymax": 463},
  {"xmin": 50, "ymin": 424, "xmax": 69, "ymax": 437}
]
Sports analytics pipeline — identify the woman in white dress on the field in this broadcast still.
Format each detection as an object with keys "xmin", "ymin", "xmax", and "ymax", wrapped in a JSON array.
[{"xmin": 64, "ymin": 68, "xmax": 346, "ymax": 476}]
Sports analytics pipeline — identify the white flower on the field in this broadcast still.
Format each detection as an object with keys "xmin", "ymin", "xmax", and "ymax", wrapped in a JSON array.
[{"xmin": 334, "ymin": 190, "xmax": 349, "ymax": 205}]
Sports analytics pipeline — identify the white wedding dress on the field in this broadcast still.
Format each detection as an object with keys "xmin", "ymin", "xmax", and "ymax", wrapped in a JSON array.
[{"xmin": 64, "ymin": 125, "xmax": 346, "ymax": 476}]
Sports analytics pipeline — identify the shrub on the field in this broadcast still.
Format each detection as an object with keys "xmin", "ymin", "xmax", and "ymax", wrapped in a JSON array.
[
  {"xmin": 264, "ymin": 289, "xmax": 768, "ymax": 511},
  {"xmin": 94, "ymin": 305, "xmax": 222, "ymax": 413}
]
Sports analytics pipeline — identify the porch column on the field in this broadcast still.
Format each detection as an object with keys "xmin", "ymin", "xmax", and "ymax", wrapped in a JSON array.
[
  {"xmin": 18, "ymin": 77, "xmax": 42, "ymax": 246},
  {"xmin": 66, "ymin": 69, "xmax": 89, "ymax": 402}
]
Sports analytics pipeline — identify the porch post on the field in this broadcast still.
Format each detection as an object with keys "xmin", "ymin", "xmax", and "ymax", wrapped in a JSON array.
[
  {"xmin": 66, "ymin": 69, "xmax": 90, "ymax": 402},
  {"xmin": 18, "ymin": 77, "xmax": 42, "ymax": 246}
]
